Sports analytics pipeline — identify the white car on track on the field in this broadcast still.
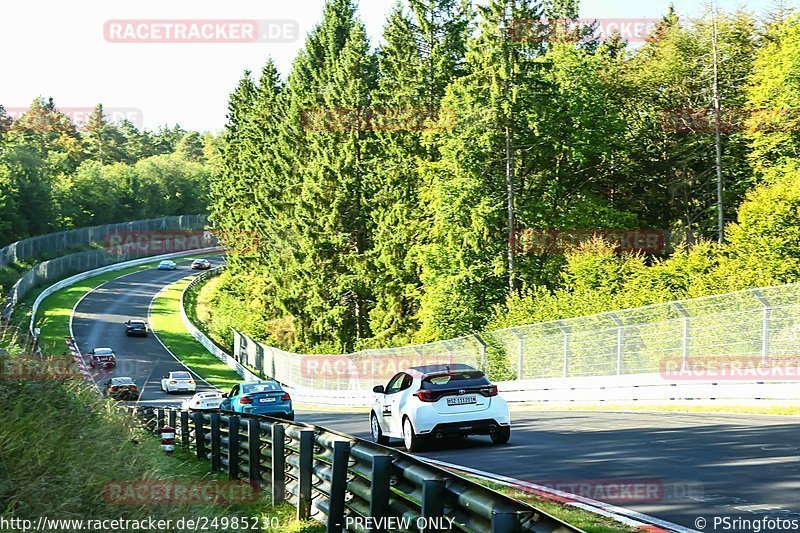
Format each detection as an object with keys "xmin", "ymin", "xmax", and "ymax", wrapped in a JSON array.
[
  {"xmin": 181, "ymin": 391, "xmax": 225, "ymax": 411},
  {"xmin": 370, "ymin": 364, "xmax": 510, "ymax": 452},
  {"xmin": 160, "ymin": 371, "xmax": 197, "ymax": 394}
]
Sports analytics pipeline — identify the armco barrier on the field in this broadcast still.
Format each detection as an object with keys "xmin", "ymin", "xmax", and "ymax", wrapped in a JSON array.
[
  {"xmin": 131, "ymin": 406, "xmax": 579, "ymax": 533},
  {"xmin": 30, "ymin": 247, "xmax": 222, "ymax": 339}
]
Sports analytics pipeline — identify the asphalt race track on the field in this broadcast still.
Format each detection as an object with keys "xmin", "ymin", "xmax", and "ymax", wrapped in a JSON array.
[
  {"xmin": 71, "ymin": 256, "xmax": 222, "ymax": 407},
  {"xmin": 300, "ymin": 410, "xmax": 800, "ymax": 530},
  {"xmin": 69, "ymin": 260, "xmax": 800, "ymax": 531}
]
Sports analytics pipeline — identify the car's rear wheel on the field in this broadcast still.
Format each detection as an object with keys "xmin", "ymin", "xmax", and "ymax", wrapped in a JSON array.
[
  {"xmin": 491, "ymin": 426, "xmax": 510, "ymax": 444},
  {"xmin": 371, "ymin": 413, "xmax": 389, "ymax": 445},
  {"xmin": 403, "ymin": 417, "xmax": 424, "ymax": 452}
]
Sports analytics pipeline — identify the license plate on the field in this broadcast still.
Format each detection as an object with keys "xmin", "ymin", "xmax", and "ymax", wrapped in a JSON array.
[
  {"xmin": 259, "ymin": 398, "xmax": 276, "ymax": 403},
  {"xmin": 447, "ymin": 396, "xmax": 477, "ymax": 406}
]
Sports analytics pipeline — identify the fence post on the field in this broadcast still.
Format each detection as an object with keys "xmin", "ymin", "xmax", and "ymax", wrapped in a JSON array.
[
  {"xmin": 193, "ymin": 412, "xmax": 206, "ymax": 460},
  {"xmin": 297, "ymin": 429, "xmax": 314, "ymax": 521},
  {"xmin": 512, "ymin": 330, "xmax": 524, "ymax": 381},
  {"xmin": 557, "ymin": 321, "xmax": 570, "ymax": 378},
  {"xmin": 421, "ymin": 478, "xmax": 446, "ymax": 532},
  {"xmin": 210, "ymin": 413, "xmax": 221, "ymax": 471},
  {"xmin": 753, "ymin": 290, "xmax": 771, "ymax": 364},
  {"xmin": 228, "ymin": 415, "xmax": 241, "ymax": 480},
  {"xmin": 167, "ymin": 410, "xmax": 177, "ymax": 430},
  {"xmin": 180, "ymin": 410, "xmax": 190, "ymax": 448},
  {"xmin": 673, "ymin": 303, "xmax": 690, "ymax": 370},
  {"xmin": 247, "ymin": 418, "xmax": 262, "ymax": 485},
  {"xmin": 369, "ymin": 455, "xmax": 392, "ymax": 532},
  {"xmin": 610, "ymin": 313, "xmax": 623, "ymax": 375},
  {"xmin": 156, "ymin": 409, "xmax": 165, "ymax": 429},
  {"xmin": 327, "ymin": 440, "xmax": 351, "ymax": 533},
  {"xmin": 271, "ymin": 423, "xmax": 286, "ymax": 505},
  {"xmin": 473, "ymin": 334, "xmax": 487, "ymax": 373}
]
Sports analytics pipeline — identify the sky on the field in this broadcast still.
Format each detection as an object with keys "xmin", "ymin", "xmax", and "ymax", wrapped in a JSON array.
[{"xmin": 2, "ymin": 0, "xmax": 778, "ymax": 132}]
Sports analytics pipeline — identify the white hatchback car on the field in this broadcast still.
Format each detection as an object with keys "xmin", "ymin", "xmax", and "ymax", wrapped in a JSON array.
[
  {"xmin": 181, "ymin": 391, "xmax": 225, "ymax": 411},
  {"xmin": 160, "ymin": 371, "xmax": 197, "ymax": 394},
  {"xmin": 370, "ymin": 364, "xmax": 510, "ymax": 451}
]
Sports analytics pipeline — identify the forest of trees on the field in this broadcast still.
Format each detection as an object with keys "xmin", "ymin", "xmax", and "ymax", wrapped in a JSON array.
[
  {"xmin": 0, "ymin": 98, "xmax": 217, "ymax": 247},
  {"xmin": 207, "ymin": 0, "xmax": 800, "ymax": 354}
]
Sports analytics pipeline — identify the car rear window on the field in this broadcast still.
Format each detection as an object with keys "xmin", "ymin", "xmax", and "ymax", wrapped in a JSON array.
[
  {"xmin": 242, "ymin": 382, "xmax": 280, "ymax": 393},
  {"xmin": 422, "ymin": 371, "xmax": 490, "ymax": 388},
  {"xmin": 172, "ymin": 372, "xmax": 191, "ymax": 379},
  {"xmin": 130, "ymin": 321, "xmax": 145, "ymax": 326},
  {"xmin": 113, "ymin": 378, "xmax": 134, "ymax": 385}
]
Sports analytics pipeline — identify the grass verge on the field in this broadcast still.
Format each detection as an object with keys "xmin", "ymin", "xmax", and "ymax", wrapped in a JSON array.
[
  {"xmin": 149, "ymin": 277, "xmax": 242, "ymax": 391},
  {"xmin": 0, "ymin": 378, "xmax": 321, "ymax": 531},
  {"xmin": 458, "ymin": 473, "xmax": 639, "ymax": 533},
  {"xmin": 33, "ymin": 263, "xmax": 155, "ymax": 355}
]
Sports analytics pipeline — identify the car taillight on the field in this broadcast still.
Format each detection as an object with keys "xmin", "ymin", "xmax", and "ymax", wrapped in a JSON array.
[
  {"xmin": 130, "ymin": 385, "xmax": 138, "ymax": 391},
  {"xmin": 486, "ymin": 385, "xmax": 498, "ymax": 397},
  {"xmin": 169, "ymin": 380, "xmax": 177, "ymax": 384},
  {"xmin": 281, "ymin": 393, "xmax": 291, "ymax": 401},
  {"xmin": 193, "ymin": 401, "xmax": 200, "ymax": 406},
  {"xmin": 109, "ymin": 386, "xmax": 117, "ymax": 392},
  {"xmin": 239, "ymin": 397, "xmax": 253, "ymax": 404},
  {"xmin": 415, "ymin": 390, "xmax": 435, "ymax": 402},
  {"xmin": 189, "ymin": 379, "xmax": 195, "ymax": 384}
]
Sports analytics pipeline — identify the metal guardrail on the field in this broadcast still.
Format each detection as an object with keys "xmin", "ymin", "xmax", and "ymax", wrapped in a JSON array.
[
  {"xmin": 131, "ymin": 406, "xmax": 579, "ymax": 533},
  {"xmin": 180, "ymin": 266, "xmax": 261, "ymax": 382}
]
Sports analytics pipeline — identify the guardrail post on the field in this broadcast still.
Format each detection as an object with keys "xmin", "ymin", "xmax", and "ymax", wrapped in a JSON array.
[
  {"xmin": 193, "ymin": 412, "xmax": 206, "ymax": 460},
  {"xmin": 156, "ymin": 409, "xmax": 165, "ymax": 429},
  {"xmin": 210, "ymin": 413, "xmax": 221, "ymax": 471},
  {"xmin": 271, "ymin": 423, "xmax": 286, "ymax": 505},
  {"xmin": 491, "ymin": 510, "xmax": 522, "ymax": 532},
  {"xmin": 421, "ymin": 478, "xmax": 446, "ymax": 532},
  {"xmin": 297, "ymin": 429, "xmax": 314, "ymax": 520},
  {"xmin": 180, "ymin": 410, "xmax": 190, "ymax": 448},
  {"xmin": 228, "ymin": 415, "xmax": 241, "ymax": 480},
  {"xmin": 167, "ymin": 409, "xmax": 176, "ymax": 430},
  {"xmin": 369, "ymin": 455, "xmax": 392, "ymax": 532},
  {"xmin": 247, "ymin": 418, "xmax": 262, "ymax": 485},
  {"xmin": 327, "ymin": 440, "xmax": 351, "ymax": 533}
]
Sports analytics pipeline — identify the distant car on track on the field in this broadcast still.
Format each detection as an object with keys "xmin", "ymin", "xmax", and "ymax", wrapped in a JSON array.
[
  {"xmin": 124, "ymin": 319, "xmax": 148, "ymax": 337},
  {"xmin": 219, "ymin": 380, "xmax": 293, "ymax": 420},
  {"xmin": 370, "ymin": 364, "xmax": 510, "ymax": 452},
  {"xmin": 87, "ymin": 347, "xmax": 116, "ymax": 369},
  {"xmin": 191, "ymin": 258, "xmax": 211, "ymax": 270},
  {"xmin": 157, "ymin": 260, "xmax": 177, "ymax": 270},
  {"xmin": 181, "ymin": 391, "xmax": 225, "ymax": 411},
  {"xmin": 161, "ymin": 371, "xmax": 197, "ymax": 394},
  {"xmin": 102, "ymin": 377, "xmax": 139, "ymax": 401}
]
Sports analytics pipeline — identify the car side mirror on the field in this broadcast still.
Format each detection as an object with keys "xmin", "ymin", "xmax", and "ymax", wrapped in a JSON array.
[
  {"xmin": 221, "ymin": 393, "xmax": 228, "ymax": 398},
  {"xmin": 87, "ymin": 350, "xmax": 94, "ymax": 355},
  {"xmin": 373, "ymin": 385, "xmax": 385, "ymax": 394},
  {"xmin": 162, "ymin": 375, "xmax": 168, "ymax": 379}
]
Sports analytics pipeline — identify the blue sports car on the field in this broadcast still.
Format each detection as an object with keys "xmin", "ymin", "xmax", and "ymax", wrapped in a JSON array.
[{"xmin": 219, "ymin": 380, "xmax": 294, "ymax": 420}]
